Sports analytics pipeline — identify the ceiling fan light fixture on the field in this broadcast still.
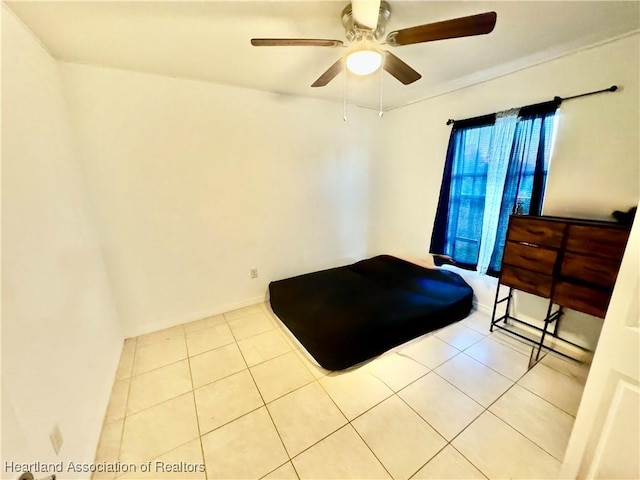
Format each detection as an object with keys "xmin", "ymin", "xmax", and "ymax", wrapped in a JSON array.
[{"xmin": 346, "ymin": 49, "xmax": 382, "ymax": 76}]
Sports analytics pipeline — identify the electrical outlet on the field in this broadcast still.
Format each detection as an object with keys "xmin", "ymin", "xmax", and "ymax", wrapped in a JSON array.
[
  {"xmin": 250, "ymin": 268, "xmax": 258, "ymax": 279},
  {"xmin": 50, "ymin": 424, "xmax": 63, "ymax": 455}
]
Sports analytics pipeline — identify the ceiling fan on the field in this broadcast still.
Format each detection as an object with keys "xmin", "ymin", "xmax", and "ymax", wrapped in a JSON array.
[{"xmin": 251, "ymin": 1, "xmax": 497, "ymax": 87}]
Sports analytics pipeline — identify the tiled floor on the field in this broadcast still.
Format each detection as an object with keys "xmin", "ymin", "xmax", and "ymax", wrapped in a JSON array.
[{"xmin": 95, "ymin": 303, "xmax": 590, "ymax": 479}]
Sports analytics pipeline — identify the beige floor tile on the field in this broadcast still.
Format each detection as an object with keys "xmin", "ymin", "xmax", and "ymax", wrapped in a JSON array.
[
  {"xmin": 399, "ymin": 335, "xmax": 459, "ymax": 369},
  {"xmin": 435, "ymin": 322, "xmax": 485, "ymax": 350},
  {"xmin": 133, "ymin": 336, "xmax": 188, "ymax": 376},
  {"xmin": 238, "ymin": 329, "xmax": 292, "ymax": 367},
  {"xmin": 452, "ymin": 411, "xmax": 561, "ymax": 479},
  {"xmin": 276, "ymin": 324, "xmax": 305, "ymax": 351},
  {"xmin": 292, "ymin": 425, "xmax": 390, "ymax": 479},
  {"xmin": 120, "ymin": 393, "xmax": 199, "ymax": 465},
  {"xmin": 201, "ymin": 407, "xmax": 288, "ymax": 479},
  {"xmin": 264, "ymin": 313, "xmax": 292, "ymax": 336},
  {"xmin": 465, "ymin": 336, "xmax": 531, "ymax": 381},
  {"xmin": 459, "ymin": 311, "xmax": 492, "ymax": 335},
  {"xmin": 137, "ymin": 325, "xmax": 184, "ymax": 348},
  {"xmin": 398, "ymin": 372, "xmax": 484, "ymax": 441},
  {"xmin": 412, "ymin": 445, "xmax": 487, "ymax": 479},
  {"xmin": 268, "ymin": 313, "xmax": 306, "ymax": 349},
  {"xmin": 263, "ymin": 462, "xmax": 299, "ymax": 480},
  {"xmin": 488, "ymin": 328, "xmax": 537, "ymax": 355},
  {"xmin": 250, "ymin": 352, "xmax": 315, "ymax": 402},
  {"xmin": 543, "ymin": 342, "xmax": 594, "ymax": 365},
  {"xmin": 490, "ymin": 384, "xmax": 575, "ymax": 460},
  {"xmin": 122, "ymin": 337, "xmax": 137, "ymax": 356},
  {"xmin": 119, "ymin": 439, "xmax": 206, "ymax": 479},
  {"xmin": 365, "ymin": 353, "xmax": 429, "ymax": 391},
  {"xmin": 435, "ymin": 353, "xmax": 512, "ymax": 407},
  {"xmin": 99, "ymin": 302, "xmax": 594, "ymax": 480},
  {"xmin": 116, "ymin": 350, "xmax": 135, "ymax": 381},
  {"xmin": 292, "ymin": 349, "xmax": 331, "ymax": 379},
  {"xmin": 184, "ymin": 314, "xmax": 226, "ymax": 334},
  {"xmin": 540, "ymin": 352, "xmax": 591, "ymax": 385},
  {"xmin": 491, "ymin": 321, "xmax": 569, "ymax": 358},
  {"xmin": 228, "ymin": 311, "xmax": 275, "ymax": 340},
  {"xmin": 104, "ymin": 378, "xmax": 130, "ymax": 423},
  {"xmin": 319, "ymin": 369, "xmax": 393, "ymax": 420},
  {"xmin": 262, "ymin": 306, "xmax": 286, "ymax": 329},
  {"xmin": 352, "ymin": 396, "xmax": 446, "ymax": 480},
  {"xmin": 518, "ymin": 362, "xmax": 584, "ymax": 416},
  {"xmin": 93, "ymin": 419, "xmax": 123, "ymax": 479},
  {"xmin": 95, "ymin": 419, "xmax": 123, "ymax": 463},
  {"xmin": 189, "ymin": 343, "xmax": 246, "ymax": 388},
  {"xmin": 224, "ymin": 304, "xmax": 264, "ymax": 321},
  {"xmin": 195, "ymin": 370, "xmax": 264, "ymax": 434},
  {"xmin": 267, "ymin": 382, "xmax": 347, "ymax": 457},
  {"xmin": 127, "ymin": 360, "xmax": 193, "ymax": 415},
  {"xmin": 186, "ymin": 322, "xmax": 235, "ymax": 356}
]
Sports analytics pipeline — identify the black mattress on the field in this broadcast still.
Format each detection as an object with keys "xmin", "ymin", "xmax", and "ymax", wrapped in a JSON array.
[{"xmin": 269, "ymin": 254, "xmax": 473, "ymax": 370}]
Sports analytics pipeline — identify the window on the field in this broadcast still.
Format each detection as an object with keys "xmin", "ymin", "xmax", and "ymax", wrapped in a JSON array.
[{"xmin": 430, "ymin": 102, "xmax": 558, "ymax": 276}]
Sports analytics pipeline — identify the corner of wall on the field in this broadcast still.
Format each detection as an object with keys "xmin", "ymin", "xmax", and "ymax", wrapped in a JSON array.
[{"xmin": 2, "ymin": 8, "xmax": 124, "ymax": 474}]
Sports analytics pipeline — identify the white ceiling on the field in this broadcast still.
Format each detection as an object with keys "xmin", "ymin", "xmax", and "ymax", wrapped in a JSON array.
[{"xmin": 6, "ymin": 1, "xmax": 640, "ymax": 110}]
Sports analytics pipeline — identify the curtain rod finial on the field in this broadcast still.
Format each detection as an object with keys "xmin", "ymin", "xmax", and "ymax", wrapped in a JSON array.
[
  {"xmin": 609, "ymin": 85, "xmax": 618, "ymax": 92},
  {"xmin": 446, "ymin": 119, "xmax": 454, "ymax": 125}
]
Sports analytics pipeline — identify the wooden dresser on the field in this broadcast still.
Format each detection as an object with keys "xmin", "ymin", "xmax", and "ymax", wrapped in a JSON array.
[{"xmin": 491, "ymin": 215, "xmax": 630, "ymax": 362}]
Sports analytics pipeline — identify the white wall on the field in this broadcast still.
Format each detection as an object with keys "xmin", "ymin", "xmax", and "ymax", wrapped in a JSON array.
[
  {"xmin": 55, "ymin": 33, "xmax": 639, "ymax": 345},
  {"xmin": 369, "ymin": 33, "xmax": 639, "ymax": 348},
  {"xmin": 60, "ymin": 63, "xmax": 382, "ymax": 337},
  {"xmin": 1, "ymin": 7, "xmax": 123, "ymax": 477}
]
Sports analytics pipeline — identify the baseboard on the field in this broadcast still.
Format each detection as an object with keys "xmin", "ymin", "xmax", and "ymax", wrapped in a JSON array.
[
  {"xmin": 123, "ymin": 295, "xmax": 267, "ymax": 338},
  {"xmin": 474, "ymin": 300, "xmax": 495, "ymax": 316}
]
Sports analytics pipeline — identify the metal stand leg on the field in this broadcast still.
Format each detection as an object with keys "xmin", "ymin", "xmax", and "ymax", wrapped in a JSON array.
[
  {"xmin": 552, "ymin": 307, "xmax": 564, "ymax": 336},
  {"xmin": 503, "ymin": 288, "xmax": 513, "ymax": 325},
  {"xmin": 529, "ymin": 303, "xmax": 564, "ymax": 369},
  {"xmin": 529, "ymin": 301, "xmax": 553, "ymax": 368},
  {"xmin": 490, "ymin": 286, "xmax": 513, "ymax": 332},
  {"xmin": 491, "ymin": 282, "xmax": 583, "ymax": 366},
  {"xmin": 490, "ymin": 283, "xmax": 502, "ymax": 332}
]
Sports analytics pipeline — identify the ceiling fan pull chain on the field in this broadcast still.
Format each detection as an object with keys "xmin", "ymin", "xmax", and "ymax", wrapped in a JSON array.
[
  {"xmin": 379, "ymin": 66, "xmax": 384, "ymax": 117},
  {"xmin": 343, "ymin": 63, "xmax": 348, "ymax": 122}
]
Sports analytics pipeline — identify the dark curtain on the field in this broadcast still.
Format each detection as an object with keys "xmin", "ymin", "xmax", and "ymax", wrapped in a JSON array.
[
  {"xmin": 430, "ymin": 101, "xmax": 558, "ymax": 276},
  {"xmin": 430, "ymin": 115, "xmax": 494, "ymax": 270}
]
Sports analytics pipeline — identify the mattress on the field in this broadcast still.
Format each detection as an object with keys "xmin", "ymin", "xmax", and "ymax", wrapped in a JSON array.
[{"xmin": 269, "ymin": 254, "xmax": 474, "ymax": 370}]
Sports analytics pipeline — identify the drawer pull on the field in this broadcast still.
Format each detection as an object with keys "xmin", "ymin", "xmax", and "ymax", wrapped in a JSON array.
[
  {"xmin": 520, "ymin": 255, "xmax": 537, "ymax": 262},
  {"xmin": 527, "ymin": 229, "xmax": 546, "ymax": 235}
]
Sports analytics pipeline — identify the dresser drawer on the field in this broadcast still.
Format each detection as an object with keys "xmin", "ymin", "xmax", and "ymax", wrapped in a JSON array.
[
  {"xmin": 503, "ymin": 241, "xmax": 557, "ymax": 275},
  {"xmin": 552, "ymin": 281, "xmax": 610, "ymax": 318},
  {"xmin": 501, "ymin": 265, "xmax": 553, "ymax": 298},
  {"xmin": 507, "ymin": 217, "xmax": 565, "ymax": 248},
  {"xmin": 566, "ymin": 225, "xmax": 629, "ymax": 260},
  {"xmin": 561, "ymin": 252, "xmax": 622, "ymax": 288}
]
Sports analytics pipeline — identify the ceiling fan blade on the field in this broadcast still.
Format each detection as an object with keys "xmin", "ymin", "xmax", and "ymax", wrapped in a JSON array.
[
  {"xmin": 251, "ymin": 38, "xmax": 344, "ymax": 47},
  {"xmin": 386, "ymin": 11, "xmax": 497, "ymax": 47},
  {"xmin": 383, "ymin": 51, "xmax": 421, "ymax": 85},
  {"xmin": 351, "ymin": 0, "xmax": 381, "ymax": 29},
  {"xmin": 311, "ymin": 59, "xmax": 344, "ymax": 88}
]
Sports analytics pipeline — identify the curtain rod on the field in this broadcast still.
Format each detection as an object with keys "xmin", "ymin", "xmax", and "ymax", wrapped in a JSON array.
[{"xmin": 446, "ymin": 85, "xmax": 618, "ymax": 126}]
